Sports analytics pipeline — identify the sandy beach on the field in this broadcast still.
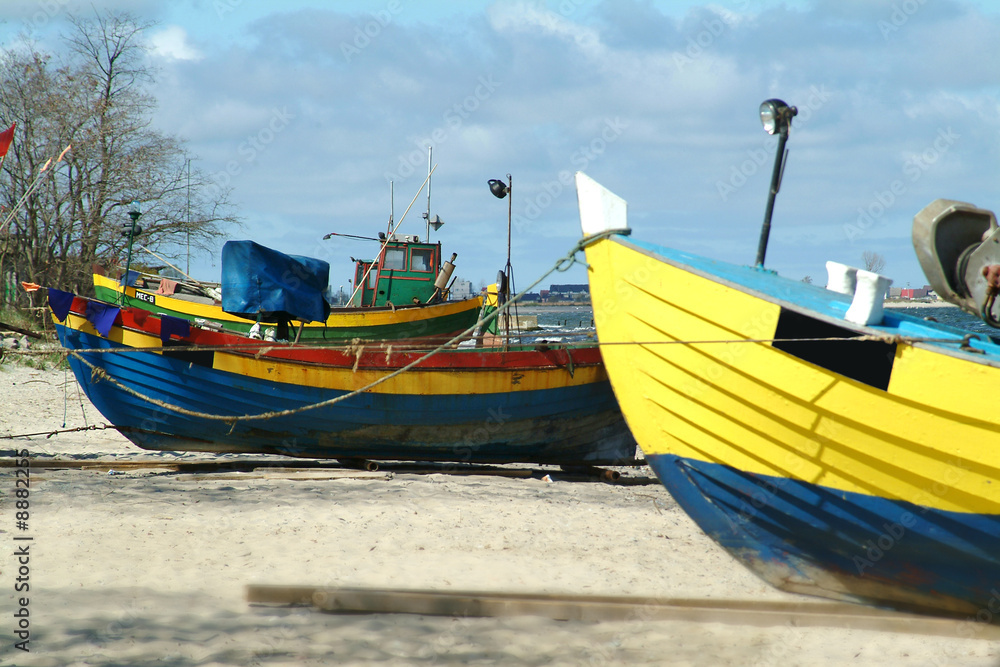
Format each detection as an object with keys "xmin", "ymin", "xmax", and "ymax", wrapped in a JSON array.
[{"xmin": 1, "ymin": 362, "xmax": 998, "ymax": 666}]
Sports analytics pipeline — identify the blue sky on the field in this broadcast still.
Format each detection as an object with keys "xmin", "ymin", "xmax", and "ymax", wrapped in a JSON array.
[{"xmin": 3, "ymin": 0, "xmax": 1000, "ymax": 292}]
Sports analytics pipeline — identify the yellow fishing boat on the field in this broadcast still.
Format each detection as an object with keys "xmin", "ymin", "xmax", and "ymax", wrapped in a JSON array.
[{"xmin": 578, "ymin": 164, "xmax": 1000, "ymax": 618}]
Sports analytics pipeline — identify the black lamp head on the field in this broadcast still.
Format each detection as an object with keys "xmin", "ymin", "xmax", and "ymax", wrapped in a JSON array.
[
  {"xmin": 488, "ymin": 178, "xmax": 509, "ymax": 199},
  {"xmin": 759, "ymin": 98, "xmax": 798, "ymax": 136}
]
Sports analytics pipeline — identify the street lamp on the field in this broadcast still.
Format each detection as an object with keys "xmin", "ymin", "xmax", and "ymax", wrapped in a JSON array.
[
  {"xmin": 487, "ymin": 175, "xmax": 513, "ymax": 297},
  {"xmin": 755, "ymin": 98, "xmax": 797, "ymax": 268},
  {"xmin": 488, "ymin": 175, "xmax": 515, "ymax": 346},
  {"xmin": 488, "ymin": 178, "xmax": 509, "ymax": 200},
  {"xmin": 121, "ymin": 200, "xmax": 142, "ymax": 292}
]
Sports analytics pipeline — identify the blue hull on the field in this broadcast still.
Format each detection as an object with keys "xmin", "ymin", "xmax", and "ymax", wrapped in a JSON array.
[
  {"xmin": 57, "ymin": 325, "xmax": 636, "ymax": 465},
  {"xmin": 648, "ymin": 452, "xmax": 1000, "ymax": 617}
]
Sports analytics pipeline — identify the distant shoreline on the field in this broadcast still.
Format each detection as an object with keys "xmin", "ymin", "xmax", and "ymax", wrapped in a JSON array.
[
  {"xmin": 518, "ymin": 301, "xmax": 591, "ymax": 307},
  {"xmin": 882, "ymin": 300, "xmax": 956, "ymax": 309}
]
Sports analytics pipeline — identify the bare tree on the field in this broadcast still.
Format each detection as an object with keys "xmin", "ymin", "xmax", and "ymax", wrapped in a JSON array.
[
  {"xmin": 861, "ymin": 251, "xmax": 886, "ymax": 274},
  {"xmin": 0, "ymin": 10, "xmax": 239, "ymax": 307}
]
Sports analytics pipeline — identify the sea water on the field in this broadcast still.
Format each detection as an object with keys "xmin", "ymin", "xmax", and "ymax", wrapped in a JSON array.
[
  {"xmin": 894, "ymin": 306, "xmax": 995, "ymax": 335},
  {"xmin": 513, "ymin": 303, "xmax": 995, "ymax": 339},
  {"xmin": 515, "ymin": 304, "xmax": 595, "ymax": 342}
]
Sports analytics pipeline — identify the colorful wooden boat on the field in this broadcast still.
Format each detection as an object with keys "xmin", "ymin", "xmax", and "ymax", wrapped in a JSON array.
[
  {"xmin": 92, "ymin": 233, "xmax": 482, "ymax": 342},
  {"xmin": 49, "ymin": 288, "xmax": 637, "ymax": 466},
  {"xmin": 576, "ymin": 172, "xmax": 1000, "ymax": 617}
]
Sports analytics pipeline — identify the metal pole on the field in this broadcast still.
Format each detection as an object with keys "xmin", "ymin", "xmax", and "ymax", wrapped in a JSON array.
[
  {"xmin": 186, "ymin": 158, "xmax": 191, "ymax": 275},
  {"xmin": 121, "ymin": 214, "xmax": 138, "ymax": 305},
  {"xmin": 755, "ymin": 128, "xmax": 788, "ymax": 268},
  {"xmin": 506, "ymin": 174, "xmax": 512, "ymax": 270},
  {"xmin": 504, "ymin": 174, "xmax": 512, "ymax": 347},
  {"xmin": 425, "ymin": 146, "xmax": 432, "ymax": 241}
]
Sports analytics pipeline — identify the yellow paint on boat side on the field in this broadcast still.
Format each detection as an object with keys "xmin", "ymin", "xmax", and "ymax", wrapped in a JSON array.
[
  {"xmin": 212, "ymin": 351, "xmax": 605, "ymax": 395},
  {"xmin": 63, "ymin": 313, "xmax": 202, "ymax": 354},
  {"xmin": 585, "ymin": 236, "xmax": 1000, "ymax": 513},
  {"xmin": 94, "ymin": 273, "xmax": 482, "ymax": 327},
  {"xmin": 60, "ymin": 313, "xmax": 606, "ymax": 396}
]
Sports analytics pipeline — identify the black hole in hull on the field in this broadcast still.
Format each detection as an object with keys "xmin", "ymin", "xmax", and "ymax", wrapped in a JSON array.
[{"xmin": 772, "ymin": 309, "xmax": 895, "ymax": 390}]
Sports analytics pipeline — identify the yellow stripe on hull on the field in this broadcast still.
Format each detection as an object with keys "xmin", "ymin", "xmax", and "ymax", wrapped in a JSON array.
[
  {"xmin": 586, "ymin": 237, "xmax": 1000, "ymax": 514},
  {"xmin": 211, "ymin": 352, "xmax": 605, "ymax": 395}
]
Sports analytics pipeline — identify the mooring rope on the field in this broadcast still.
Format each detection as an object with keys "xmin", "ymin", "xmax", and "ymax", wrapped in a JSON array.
[
  {"xmin": 1, "ymin": 423, "xmax": 120, "ymax": 440},
  {"xmin": 1, "ymin": 330, "xmax": 971, "ymax": 358}
]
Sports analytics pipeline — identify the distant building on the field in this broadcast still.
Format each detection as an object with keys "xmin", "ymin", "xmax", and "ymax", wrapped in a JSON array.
[
  {"xmin": 546, "ymin": 283, "xmax": 590, "ymax": 302},
  {"xmin": 549, "ymin": 284, "xmax": 589, "ymax": 293},
  {"xmin": 450, "ymin": 278, "xmax": 475, "ymax": 301},
  {"xmin": 899, "ymin": 285, "xmax": 933, "ymax": 299},
  {"xmin": 518, "ymin": 292, "xmax": 540, "ymax": 302}
]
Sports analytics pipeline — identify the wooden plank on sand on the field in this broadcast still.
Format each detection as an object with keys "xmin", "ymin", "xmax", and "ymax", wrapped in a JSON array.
[{"xmin": 245, "ymin": 584, "xmax": 1000, "ymax": 638}]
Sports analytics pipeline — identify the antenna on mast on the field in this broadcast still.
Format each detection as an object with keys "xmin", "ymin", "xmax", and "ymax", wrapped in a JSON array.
[
  {"xmin": 422, "ymin": 146, "xmax": 444, "ymax": 240},
  {"xmin": 387, "ymin": 180, "xmax": 394, "ymax": 238},
  {"xmin": 423, "ymin": 146, "xmax": 432, "ymax": 241}
]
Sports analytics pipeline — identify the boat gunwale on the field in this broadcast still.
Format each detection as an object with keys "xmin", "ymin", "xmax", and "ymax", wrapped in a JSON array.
[{"xmin": 604, "ymin": 234, "xmax": 1000, "ymax": 368}]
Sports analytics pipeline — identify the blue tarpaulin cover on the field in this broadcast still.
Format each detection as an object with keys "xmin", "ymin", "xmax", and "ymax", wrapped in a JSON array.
[{"xmin": 221, "ymin": 241, "xmax": 331, "ymax": 323}]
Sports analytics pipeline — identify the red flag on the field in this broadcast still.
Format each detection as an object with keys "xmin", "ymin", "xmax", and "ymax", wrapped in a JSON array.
[{"xmin": 0, "ymin": 122, "xmax": 14, "ymax": 158}]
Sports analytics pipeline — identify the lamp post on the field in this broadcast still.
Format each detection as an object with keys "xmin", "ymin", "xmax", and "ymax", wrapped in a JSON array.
[
  {"xmin": 488, "ymin": 175, "xmax": 512, "ymax": 274},
  {"xmin": 121, "ymin": 200, "xmax": 143, "ymax": 297},
  {"xmin": 755, "ymin": 98, "xmax": 797, "ymax": 268},
  {"xmin": 488, "ymin": 175, "xmax": 513, "ymax": 345}
]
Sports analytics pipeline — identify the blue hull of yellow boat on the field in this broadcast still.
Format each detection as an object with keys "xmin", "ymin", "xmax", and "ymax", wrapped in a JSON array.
[{"xmin": 649, "ymin": 453, "xmax": 1000, "ymax": 619}]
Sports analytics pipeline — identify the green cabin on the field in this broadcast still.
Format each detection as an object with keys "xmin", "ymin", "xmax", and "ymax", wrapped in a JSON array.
[{"xmin": 351, "ymin": 234, "xmax": 446, "ymax": 307}]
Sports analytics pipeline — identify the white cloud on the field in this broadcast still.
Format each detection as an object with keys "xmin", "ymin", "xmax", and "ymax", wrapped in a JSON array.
[
  {"xmin": 12, "ymin": 0, "xmax": 1000, "ymax": 289},
  {"xmin": 487, "ymin": 2, "xmax": 606, "ymax": 58},
  {"xmin": 149, "ymin": 25, "xmax": 202, "ymax": 61}
]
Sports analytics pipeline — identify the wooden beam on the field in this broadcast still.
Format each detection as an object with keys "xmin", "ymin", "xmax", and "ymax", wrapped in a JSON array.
[
  {"xmin": 0, "ymin": 319, "xmax": 43, "ymax": 339},
  {"xmin": 245, "ymin": 584, "xmax": 1000, "ymax": 638}
]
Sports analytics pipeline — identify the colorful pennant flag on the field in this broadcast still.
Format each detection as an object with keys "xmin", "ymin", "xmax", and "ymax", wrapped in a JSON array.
[{"xmin": 0, "ymin": 122, "xmax": 15, "ymax": 158}]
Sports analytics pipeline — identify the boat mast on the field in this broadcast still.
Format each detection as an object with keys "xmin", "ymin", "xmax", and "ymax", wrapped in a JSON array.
[
  {"xmin": 387, "ymin": 180, "xmax": 393, "ymax": 239},
  {"xmin": 424, "ymin": 146, "xmax": 432, "ymax": 242}
]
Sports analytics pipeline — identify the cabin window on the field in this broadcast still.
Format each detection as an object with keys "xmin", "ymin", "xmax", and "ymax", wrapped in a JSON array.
[
  {"xmin": 411, "ymin": 248, "xmax": 434, "ymax": 272},
  {"xmin": 367, "ymin": 270, "xmax": 377, "ymax": 289},
  {"xmin": 384, "ymin": 248, "xmax": 406, "ymax": 270}
]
